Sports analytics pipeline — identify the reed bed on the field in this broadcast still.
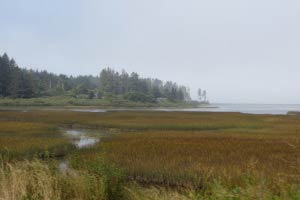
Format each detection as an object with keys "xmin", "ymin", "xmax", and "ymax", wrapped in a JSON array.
[
  {"xmin": 1, "ymin": 110, "xmax": 300, "ymax": 199},
  {"xmin": 0, "ymin": 121, "xmax": 72, "ymax": 160},
  {"xmin": 0, "ymin": 160, "xmax": 111, "ymax": 200},
  {"xmin": 99, "ymin": 131, "xmax": 300, "ymax": 188}
]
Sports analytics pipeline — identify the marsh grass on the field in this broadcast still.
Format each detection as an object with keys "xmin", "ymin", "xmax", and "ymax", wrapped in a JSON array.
[
  {"xmin": 0, "ymin": 121, "xmax": 73, "ymax": 161},
  {"xmin": 82, "ymin": 131, "xmax": 300, "ymax": 189},
  {"xmin": 1, "ymin": 160, "xmax": 300, "ymax": 200},
  {"xmin": 0, "ymin": 159, "xmax": 116, "ymax": 200},
  {"xmin": 63, "ymin": 111, "xmax": 300, "ymax": 197},
  {"xmin": 1, "ymin": 110, "xmax": 300, "ymax": 199}
]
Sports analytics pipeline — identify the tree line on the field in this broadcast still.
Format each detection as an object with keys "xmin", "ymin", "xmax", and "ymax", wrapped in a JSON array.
[{"xmin": 0, "ymin": 53, "xmax": 191, "ymax": 102}]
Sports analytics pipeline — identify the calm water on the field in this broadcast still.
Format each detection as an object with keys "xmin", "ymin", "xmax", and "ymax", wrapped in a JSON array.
[
  {"xmin": 70, "ymin": 109, "xmax": 107, "ymax": 113},
  {"xmin": 67, "ymin": 104, "xmax": 300, "ymax": 115},
  {"xmin": 1, "ymin": 104, "xmax": 300, "ymax": 115},
  {"xmin": 65, "ymin": 130, "xmax": 99, "ymax": 148},
  {"xmin": 59, "ymin": 129, "xmax": 100, "ymax": 173},
  {"xmin": 163, "ymin": 104, "xmax": 300, "ymax": 115}
]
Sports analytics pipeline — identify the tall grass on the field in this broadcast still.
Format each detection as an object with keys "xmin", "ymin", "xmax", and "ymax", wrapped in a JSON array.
[
  {"xmin": 0, "ymin": 160, "xmax": 96, "ymax": 200},
  {"xmin": 1, "ymin": 110, "xmax": 300, "ymax": 199},
  {"xmin": 1, "ymin": 160, "xmax": 299, "ymax": 200},
  {"xmin": 0, "ymin": 159, "xmax": 127, "ymax": 200}
]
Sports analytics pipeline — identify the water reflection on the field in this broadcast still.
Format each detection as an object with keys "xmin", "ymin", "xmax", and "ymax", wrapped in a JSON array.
[
  {"xmin": 59, "ymin": 129, "xmax": 100, "ymax": 173},
  {"xmin": 70, "ymin": 109, "xmax": 106, "ymax": 113},
  {"xmin": 65, "ymin": 130, "xmax": 99, "ymax": 149}
]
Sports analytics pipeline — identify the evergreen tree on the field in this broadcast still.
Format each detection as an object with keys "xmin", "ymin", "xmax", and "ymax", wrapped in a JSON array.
[
  {"xmin": 0, "ymin": 53, "xmax": 195, "ymax": 102},
  {"xmin": 0, "ymin": 53, "xmax": 11, "ymax": 96}
]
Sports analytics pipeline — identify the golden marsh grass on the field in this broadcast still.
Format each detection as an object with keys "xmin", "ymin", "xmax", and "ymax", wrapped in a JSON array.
[{"xmin": 1, "ymin": 110, "xmax": 300, "ymax": 199}]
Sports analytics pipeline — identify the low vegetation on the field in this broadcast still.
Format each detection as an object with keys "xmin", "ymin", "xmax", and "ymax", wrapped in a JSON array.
[
  {"xmin": 0, "ymin": 121, "xmax": 73, "ymax": 161},
  {"xmin": 0, "ymin": 96, "xmax": 198, "ymax": 108},
  {"xmin": 0, "ymin": 110, "xmax": 300, "ymax": 199}
]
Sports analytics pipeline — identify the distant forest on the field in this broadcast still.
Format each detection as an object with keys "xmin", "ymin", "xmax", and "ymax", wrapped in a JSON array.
[{"xmin": 0, "ymin": 53, "xmax": 191, "ymax": 103}]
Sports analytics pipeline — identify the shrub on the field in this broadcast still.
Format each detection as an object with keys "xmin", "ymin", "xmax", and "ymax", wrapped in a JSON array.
[{"xmin": 124, "ymin": 92, "xmax": 155, "ymax": 103}]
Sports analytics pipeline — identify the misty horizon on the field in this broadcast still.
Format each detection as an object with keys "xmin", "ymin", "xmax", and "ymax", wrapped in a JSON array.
[{"xmin": 1, "ymin": 0, "xmax": 300, "ymax": 104}]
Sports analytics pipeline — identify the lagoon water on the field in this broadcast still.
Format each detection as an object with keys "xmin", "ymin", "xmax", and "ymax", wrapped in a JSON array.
[
  {"xmin": 168, "ymin": 104, "xmax": 300, "ymax": 115},
  {"xmin": 1, "ymin": 104, "xmax": 300, "ymax": 115},
  {"xmin": 68, "ymin": 104, "xmax": 300, "ymax": 115},
  {"xmin": 67, "ymin": 104, "xmax": 300, "ymax": 115}
]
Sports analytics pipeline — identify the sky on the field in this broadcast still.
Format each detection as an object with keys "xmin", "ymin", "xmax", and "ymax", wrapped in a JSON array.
[{"xmin": 1, "ymin": 0, "xmax": 300, "ymax": 104}]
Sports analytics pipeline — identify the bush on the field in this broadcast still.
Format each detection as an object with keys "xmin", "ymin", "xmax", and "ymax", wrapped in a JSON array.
[{"xmin": 124, "ymin": 92, "xmax": 155, "ymax": 103}]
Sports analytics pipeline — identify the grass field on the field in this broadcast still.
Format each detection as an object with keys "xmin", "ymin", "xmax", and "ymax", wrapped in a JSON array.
[{"xmin": 0, "ymin": 110, "xmax": 300, "ymax": 199}]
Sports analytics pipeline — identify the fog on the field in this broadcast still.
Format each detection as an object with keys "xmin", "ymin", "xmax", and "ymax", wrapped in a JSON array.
[{"xmin": 1, "ymin": 0, "xmax": 300, "ymax": 103}]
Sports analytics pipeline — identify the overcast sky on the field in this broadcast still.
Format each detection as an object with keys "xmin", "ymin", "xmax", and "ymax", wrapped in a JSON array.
[{"xmin": 1, "ymin": 0, "xmax": 300, "ymax": 103}]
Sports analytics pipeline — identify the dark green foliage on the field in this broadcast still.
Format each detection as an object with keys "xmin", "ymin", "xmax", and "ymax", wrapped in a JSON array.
[
  {"xmin": 99, "ymin": 68, "xmax": 191, "ymax": 101},
  {"xmin": 124, "ymin": 92, "xmax": 155, "ymax": 103},
  {"xmin": 0, "ymin": 54, "xmax": 37, "ymax": 98},
  {"xmin": 0, "ymin": 53, "xmax": 192, "ymax": 102},
  {"xmin": 0, "ymin": 53, "xmax": 11, "ymax": 96},
  {"xmin": 0, "ymin": 53, "xmax": 101, "ymax": 99}
]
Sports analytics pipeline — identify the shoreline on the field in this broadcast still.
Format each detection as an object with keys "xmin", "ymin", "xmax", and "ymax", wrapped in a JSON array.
[{"xmin": 0, "ymin": 97, "xmax": 204, "ymax": 108}]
